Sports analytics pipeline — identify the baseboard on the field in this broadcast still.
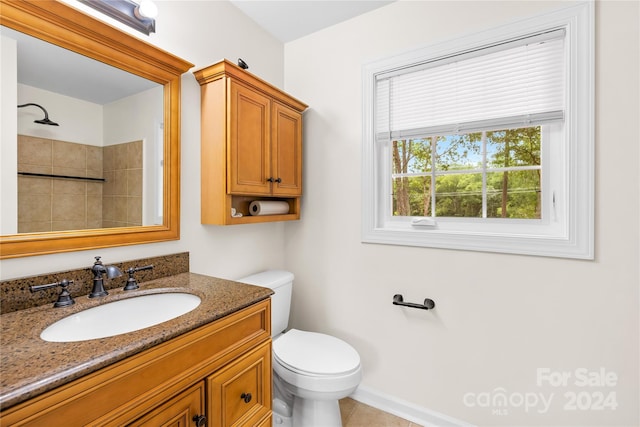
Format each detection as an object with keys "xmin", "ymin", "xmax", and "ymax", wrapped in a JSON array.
[{"xmin": 350, "ymin": 385, "xmax": 475, "ymax": 427}]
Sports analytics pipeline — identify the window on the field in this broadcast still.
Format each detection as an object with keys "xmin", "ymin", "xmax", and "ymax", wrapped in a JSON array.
[
  {"xmin": 392, "ymin": 127, "xmax": 543, "ymax": 219},
  {"xmin": 362, "ymin": 2, "xmax": 594, "ymax": 258}
]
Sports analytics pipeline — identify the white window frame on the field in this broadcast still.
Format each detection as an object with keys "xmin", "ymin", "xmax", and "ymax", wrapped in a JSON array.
[{"xmin": 362, "ymin": 2, "xmax": 594, "ymax": 259}]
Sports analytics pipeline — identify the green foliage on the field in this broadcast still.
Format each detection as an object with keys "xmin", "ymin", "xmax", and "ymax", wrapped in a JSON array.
[{"xmin": 392, "ymin": 127, "xmax": 541, "ymax": 219}]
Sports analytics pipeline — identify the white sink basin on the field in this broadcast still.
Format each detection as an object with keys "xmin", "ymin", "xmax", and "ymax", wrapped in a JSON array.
[{"xmin": 41, "ymin": 293, "xmax": 201, "ymax": 342}]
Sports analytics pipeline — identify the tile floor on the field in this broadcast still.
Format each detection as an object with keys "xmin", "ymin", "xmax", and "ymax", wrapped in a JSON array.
[{"xmin": 339, "ymin": 398, "xmax": 422, "ymax": 427}]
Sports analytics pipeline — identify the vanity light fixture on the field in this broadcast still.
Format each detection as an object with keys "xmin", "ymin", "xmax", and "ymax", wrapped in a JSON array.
[
  {"xmin": 79, "ymin": 0, "xmax": 157, "ymax": 35},
  {"xmin": 17, "ymin": 103, "xmax": 59, "ymax": 126}
]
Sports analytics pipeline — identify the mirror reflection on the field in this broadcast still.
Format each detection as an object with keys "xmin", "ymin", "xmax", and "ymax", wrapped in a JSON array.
[{"xmin": 1, "ymin": 26, "xmax": 164, "ymax": 235}]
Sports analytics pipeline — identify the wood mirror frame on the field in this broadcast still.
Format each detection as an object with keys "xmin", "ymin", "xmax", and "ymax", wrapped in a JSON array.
[{"xmin": 0, "ymin": 0, "xmax": 193, "ymax": 259}]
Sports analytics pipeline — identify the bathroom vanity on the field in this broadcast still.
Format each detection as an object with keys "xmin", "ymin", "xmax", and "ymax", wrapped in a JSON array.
[
  {"xmin": 0, "ymin": 272, "xmax": 273, "ymax": 426},
  {"xmin": 2, "ymin": 3, "xmax": 273, "ymax": 424}
]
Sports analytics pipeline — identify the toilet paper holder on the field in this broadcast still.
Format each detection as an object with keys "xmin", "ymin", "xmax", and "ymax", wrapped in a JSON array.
[{"xmin": 392, "ymin": 294, "xmax": 435, "ymax": 310}]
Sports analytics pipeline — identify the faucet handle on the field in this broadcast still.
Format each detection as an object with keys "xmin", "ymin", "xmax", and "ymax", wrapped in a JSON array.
[
  {"xmin": 30, "ymin": 279, "xmax": 75, "ymax": 308},
  {"xmin": 123, "ymin": 265, "xmax": 154, "ymax": 291}
]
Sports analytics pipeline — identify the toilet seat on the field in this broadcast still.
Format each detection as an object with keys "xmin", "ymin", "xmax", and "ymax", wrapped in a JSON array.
[
  {"xmin": 273, "ymin": 329, "xmax": 360, "ymax": 376},
  {"xmin": 272, "ymin": 329, "xmax": 362, "ymax": 394}
]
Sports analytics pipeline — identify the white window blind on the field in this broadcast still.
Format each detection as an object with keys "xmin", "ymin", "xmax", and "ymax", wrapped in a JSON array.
[{"xmin": 375, "ymin": 28, "xmax": 566, "ymax": 140}]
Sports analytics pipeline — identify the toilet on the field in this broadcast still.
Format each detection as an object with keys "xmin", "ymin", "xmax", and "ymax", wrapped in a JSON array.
[{"xmin": 238, "ymin": 270, "xmax": 362, "ymax": 427}]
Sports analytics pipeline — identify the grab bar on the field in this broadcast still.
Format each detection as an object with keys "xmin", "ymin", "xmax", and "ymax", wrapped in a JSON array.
[{"xmin": 393, "ymin": 294, "xmax": 435, "ymax": 310}]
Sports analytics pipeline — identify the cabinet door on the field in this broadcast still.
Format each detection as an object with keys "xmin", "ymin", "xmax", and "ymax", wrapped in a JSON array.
[
  {"xmin": 271, "ymin": 101, "xmax": 303, "ymax": 196},
  {"xmin": 228, "ymin": 80, "xmax": 271, "ymax": 195},
  {"xmin": 207, "ymin": 341, "xmax": 272, "ymax": 427},
  {"xmin": 128, "ymin": 382, "xmax": 205, "ymax": 427}
]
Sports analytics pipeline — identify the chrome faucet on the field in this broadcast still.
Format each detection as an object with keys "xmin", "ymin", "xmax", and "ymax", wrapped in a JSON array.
[{"xmin": 90, "ymin": 256, "xmax": 123, "ymax": 298}]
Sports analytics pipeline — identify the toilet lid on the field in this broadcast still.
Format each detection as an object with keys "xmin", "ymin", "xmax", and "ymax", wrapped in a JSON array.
[{"xmin": 273, "ymin": 329, "xmax": 360, "ymax": 376}]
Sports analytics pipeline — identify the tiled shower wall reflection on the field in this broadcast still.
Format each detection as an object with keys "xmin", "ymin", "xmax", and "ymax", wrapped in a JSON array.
[
  {"xmin": 102, "ymin": 140, "xmax": 143, "ymax": 228},
  {"xmin": 17, "ymin": 136, "xmax": 142, "ymax": 232}
]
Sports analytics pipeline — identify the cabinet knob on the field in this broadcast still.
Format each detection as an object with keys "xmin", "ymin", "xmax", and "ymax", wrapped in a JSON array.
[
  {"xmin": 274, "ymin": 177, "xmax": 282, "ymax": 183},
  {"xmin": 267, "ymin": 177, "xmax": 274, "ymax": 182},
  {"xmin": 192, "ymin": 414, "xmax": 207, "ymax": 427},
  {"xmin": 241, "ymin": 392, "xmax": 252, "ymax": 403}
]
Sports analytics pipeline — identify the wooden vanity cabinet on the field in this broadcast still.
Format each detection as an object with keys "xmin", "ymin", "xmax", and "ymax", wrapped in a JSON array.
[
  {"xmin": 194, "ymin": 59, "xmax": 307, "ymax": 225},
  {"xmin": 207, "ymin": 341, "xmax": 271, "ymax": 426},
  {"xmin": 0, "ymin": 300, "xmax": 272, "ymax": 427},
  {"xmin": 128, "ymin": 382, "xmax": 205, "ymax": 427}
]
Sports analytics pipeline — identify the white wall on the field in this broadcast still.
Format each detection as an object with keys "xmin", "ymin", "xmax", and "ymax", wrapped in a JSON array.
[
  {"xmin": 0, "ymin": 0, "xmax": 288, "ymax": 281},
  {"xmin": 1, "ymin": 35, "xmax": 18, "ymax": 234},
  {"xmin": 283, "ymin": 1, "xmax": 639, "ymax": 426},
  {"xmin": 17, "ymin": 84, "xmax": 103, "ymax": 145}
]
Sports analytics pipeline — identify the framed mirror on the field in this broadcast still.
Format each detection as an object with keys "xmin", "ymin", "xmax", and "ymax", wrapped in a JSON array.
[{"xmin": 0, "ymin": 0, "xmax": 193, "ymax": 259}]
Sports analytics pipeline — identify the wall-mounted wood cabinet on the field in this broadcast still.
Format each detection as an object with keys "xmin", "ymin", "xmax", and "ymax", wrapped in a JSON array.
[{"xmin": 194, "ymin": 60, "xmax": 308, "ymax": 225}]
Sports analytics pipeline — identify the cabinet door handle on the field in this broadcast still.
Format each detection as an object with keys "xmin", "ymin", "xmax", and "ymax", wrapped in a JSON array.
[
  {"xmin": 266, "ymin": 177, "xmax": 274, "ymax": 182},
  {"xmin": 192, "ymin": 414, "xmax": 207, "ymax": 427},
  {"xmin": 274, "ymin": 177, "xmax": 282, "ymax": 183},
  {"xmin": 241, "ymin": 392, "xmax": 252, "ymax": 403}
]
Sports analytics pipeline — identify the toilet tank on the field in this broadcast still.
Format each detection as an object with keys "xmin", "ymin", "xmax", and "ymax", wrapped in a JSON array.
[{"xmin": 237, "ymin": 270, "xmax": 293, "ymax": 337}]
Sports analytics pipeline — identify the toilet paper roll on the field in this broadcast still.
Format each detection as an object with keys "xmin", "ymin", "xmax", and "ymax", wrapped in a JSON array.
[{"xmin": 249, "ymin": 201, "xmax": 290, "ymax": 216}]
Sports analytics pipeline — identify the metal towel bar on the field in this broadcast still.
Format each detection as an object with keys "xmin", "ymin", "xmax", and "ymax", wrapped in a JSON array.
[{"xmin": 393, "ymin": 294, "xmax": 435, "ymax": 310}]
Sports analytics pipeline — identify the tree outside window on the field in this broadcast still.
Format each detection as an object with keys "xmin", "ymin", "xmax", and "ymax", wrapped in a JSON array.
[{"xmin": 392, "ymin": 126, "xmax": 541, "ymax": 219}]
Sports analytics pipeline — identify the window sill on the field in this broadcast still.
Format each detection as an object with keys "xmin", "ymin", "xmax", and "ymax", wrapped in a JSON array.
[{"xmin": 362, "ymin": 223, "xmax": 593, "ymax": 259}]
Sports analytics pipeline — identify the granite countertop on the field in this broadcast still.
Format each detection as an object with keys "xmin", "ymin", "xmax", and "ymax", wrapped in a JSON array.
[{"xmin": 0, "ymin": 272, "xmax": 273, "ymax": 409}]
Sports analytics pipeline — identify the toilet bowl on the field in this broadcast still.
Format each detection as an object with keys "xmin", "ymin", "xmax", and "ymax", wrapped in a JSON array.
[
  {"xmin": 238, "ymin": 271, "xmax": 362, "ymax": 427},
  {"xmin": 273, "ymin": 329, "xmax": 362, "ymax": 426}
]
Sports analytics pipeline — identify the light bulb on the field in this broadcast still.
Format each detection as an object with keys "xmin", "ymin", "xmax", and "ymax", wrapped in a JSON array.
[{"xmin": 135, "ymin": 0, "xmax": 158, "ymax": 19}]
